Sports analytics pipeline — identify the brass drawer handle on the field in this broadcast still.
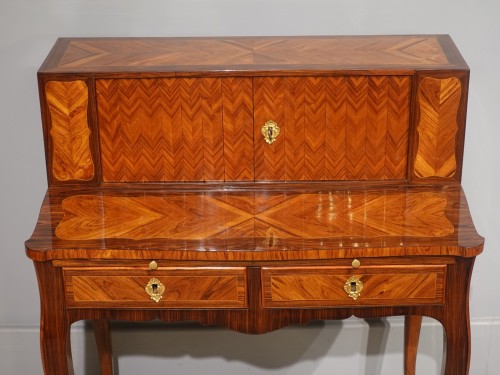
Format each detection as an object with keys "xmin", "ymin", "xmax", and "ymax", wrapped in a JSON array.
[
  {"xmin": 145, "ymin": 278, "xmax": 165, "ymax": 303},
  {"xmin": 261, "ymin": 120, "xmax": 280, "ymax": 144},
  {"xmin": 344, "ymin": 276, "xmax": 363, "ymax": 300}
]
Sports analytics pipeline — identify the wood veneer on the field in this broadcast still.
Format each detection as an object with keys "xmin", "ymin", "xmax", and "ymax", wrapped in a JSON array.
[{"xmin": 27, "ymin": 35, "xmax": 482, "ymax": 375}]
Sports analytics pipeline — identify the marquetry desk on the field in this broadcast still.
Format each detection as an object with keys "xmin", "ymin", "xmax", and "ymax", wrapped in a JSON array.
[{"xmin": 26, "ymin": 35, "xmax": 484, "ymax": 374}]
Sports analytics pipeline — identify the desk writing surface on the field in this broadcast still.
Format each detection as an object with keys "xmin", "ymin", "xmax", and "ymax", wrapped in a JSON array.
[{"xmin": 26, "ymin": 184, "xmax": 483, "ymax": 261}]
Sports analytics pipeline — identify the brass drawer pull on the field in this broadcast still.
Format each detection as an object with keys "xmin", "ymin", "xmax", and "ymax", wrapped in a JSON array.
[
  {"xmin": 145, "ymin": 278, "xmax": 165, "ymax": 303},
  {"xmin": 261, "ymin": 120, "xmax": 280, "ymax": 144},
  {"xmin": 344, "ymin": 276, "xmax": 363, "ymax": 300}
]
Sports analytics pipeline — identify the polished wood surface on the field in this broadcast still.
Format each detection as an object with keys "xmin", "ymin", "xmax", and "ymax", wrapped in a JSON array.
[
  {"xmin": 98, "ymin": 78, "xmax": 225, "ymax": 182},
  {"xmin": 404, "ymin": 315, "xmax": 423, "ymax": 375},
  {"xmin": 45, "ymin": 80, "xmax": 94, "ymax": 181},
  {"xmin": 40, "ymin": 35, "xmax": 465, "ymax": 74},
  {"xmin": 28, "ymin": 35, "xmax": 482, "ymax": 375},
  {"xmin": 38, "ymin": 35, "xmax": 470, "ymax": 185},
  {"xmin": 262, "ymin": 265, "xmax": 445, "ymax": 307},
  {"xmin": 414, "ymin": 77, "xmax": 461, "ymax": 178},
  {"xmin": 64, "ymin": 267, "xmax": 247, "ymax": 308},
  {"xmin": 26, "ymin": 184, "xmax": 483, "ymax": 261},
  {"xmin": 97, "ymin": 75, "xmax": 411, "ymax": 182},
  {"xmin": 253, "ymin": 76, "xmax": 410, "ymax": 180}
]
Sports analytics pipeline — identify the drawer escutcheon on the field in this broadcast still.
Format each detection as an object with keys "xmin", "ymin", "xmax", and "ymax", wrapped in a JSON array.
[
  {"xmin": 145, "ymin": 278, "xmax": 165, "ymax": 303},
  {"xmin": 344, "ymin": 276, "xmax": 363, "ymax": 300}
]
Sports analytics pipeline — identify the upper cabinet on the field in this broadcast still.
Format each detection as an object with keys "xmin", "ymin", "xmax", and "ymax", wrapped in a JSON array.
[{"xmin": 37, "ymin": 35, "xmax": 469, "ymax": 185}]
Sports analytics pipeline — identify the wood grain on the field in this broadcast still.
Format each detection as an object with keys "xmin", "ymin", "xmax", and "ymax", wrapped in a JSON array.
[
  {"xmin": 414, "ymin": 77, "xmax": 461, "ymax": 178},
  {"xmin": 46, "ymin": 36, "xmax": 455, "ymax": 73},
  {"xmin": 45, "ymin": 80, "xmax": 94, "ymax": 181},
  {"xmin": 97, "ymin": 78, "xmax": 232, "ymax": 182},
  {"xmin": 262, "ymin": 265, "xmax": 445, "ymax": 307},
  {"xmin": 54, "ymin": 190, "xmax": 453, "ymax": 241},
  {"xmin": 64, "ymin": 267, "xmax": 247, "ymax": 308},
  {"xmin": 254, "ymin": 76, "xmax": 410, "ymax": 181},
  {"xmin": 221, "ymin": 78, "xmax": 254, "ymax": 180},
  {"xmin": 26, "ymin": 184, "xmax": 484, "ymax": 261}
]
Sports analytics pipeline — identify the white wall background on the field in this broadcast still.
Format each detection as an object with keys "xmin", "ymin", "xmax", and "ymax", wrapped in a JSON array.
[{"xmin": 1, "ymin": 0, "xmax": 499, "ymax": 374}]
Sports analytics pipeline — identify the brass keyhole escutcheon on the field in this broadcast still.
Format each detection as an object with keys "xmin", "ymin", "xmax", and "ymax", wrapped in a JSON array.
[
  {"xmin": 261, "ymin": 120, "xmax": 281, "ymax": 144},
  {"xmin": 145, "ymin": 278, "xmax": 165, "ymax": 303},
  {"xmin": 344, "ymin": 276, "xmax": 363, "ymax": 300}
]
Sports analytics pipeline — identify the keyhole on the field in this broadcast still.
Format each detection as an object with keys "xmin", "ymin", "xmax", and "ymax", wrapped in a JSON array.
[
  {"xmin": 268, "ymin": 128, "xmax": 273, "ymax": 141},
  {"xmin": 350, "ymin": 281, "xmax": 357, "ymax": 293},
  {"xmin": 152, "ymin": 283, "xmax": 158, "ymax": 294}
]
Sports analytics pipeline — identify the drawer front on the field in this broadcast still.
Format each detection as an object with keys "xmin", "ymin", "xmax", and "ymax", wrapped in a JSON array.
[
  {"xmin": 262, "ymin": 265, "xmax": 446, "ymax": 308},
  {"xmin": 64, "ymin": 267, "xmax": 247, "ymax": 309}
]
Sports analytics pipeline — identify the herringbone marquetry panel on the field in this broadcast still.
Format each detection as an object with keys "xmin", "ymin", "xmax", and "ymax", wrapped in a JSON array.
[
  {"xmin": 97, "ymin": 76, "xmax": 410, "ymax": 182},
  {"xmin": 414, "ymin": 77, "xmax": 461, "ymax": 178},
  {"xmin": 97, "ymin": 78, "xmax": 253, "ymax": 182},
  {"xmin": 254, "ymin": 77, "xmax": 287, "ymax": 180},
  {"xmin": 221, "ymin": 78, "xmax": 254, "ymax": 180},
  {"xmin": 254, "ymin": 76, "xmax": 410, "ymax": 181},
  {"xmin": 45, "ymin": 80, "xmax": 94, "ymax": 181},
  {"xmin": 387, "ymin": 77, "xmax": 412, "ymax": 177},
  {"xmin": 56, "ymin": 190, "xmax": 454, "ymax": 241}
]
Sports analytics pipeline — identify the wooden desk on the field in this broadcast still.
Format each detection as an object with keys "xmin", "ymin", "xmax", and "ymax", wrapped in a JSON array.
[{"xmin": 26, "ymin": 35, "xmax": 484, "ymax": 374}]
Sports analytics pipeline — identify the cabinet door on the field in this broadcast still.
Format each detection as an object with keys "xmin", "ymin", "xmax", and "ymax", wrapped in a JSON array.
[
  {"xmin": 97, "ymin": 77, "xmax": 254, "ymax": 182},
  {"xmin": 253, "ymin": 76, "xmax": 411, "ymax": 181}
]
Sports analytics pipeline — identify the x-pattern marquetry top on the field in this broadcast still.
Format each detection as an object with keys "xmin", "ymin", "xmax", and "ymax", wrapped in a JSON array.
[
  {"xmin": 40, "ymin": 35, "xmax": 466, "ymax": 73},
  {"xmin": 26, "ymin": 185, "xmax": 483, "ymax": 261}
]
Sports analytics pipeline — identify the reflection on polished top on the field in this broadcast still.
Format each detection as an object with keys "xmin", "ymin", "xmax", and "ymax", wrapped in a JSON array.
[
  {"xmin": 26, "ymin": 184, "xmax": 483, "ymax": 261},
  {"xmin": 56, "ymin": 191, "xmax": 453, "ymax": 240}
]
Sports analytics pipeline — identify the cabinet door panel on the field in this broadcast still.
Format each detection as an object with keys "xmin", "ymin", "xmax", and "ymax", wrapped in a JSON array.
[
  {"xmin": 254, "ymin": 76, "xmax": 410, "ymax": 181},
  {"xmin": 97, "ymin": 77, "xmax": 254, "ymax": 182}
]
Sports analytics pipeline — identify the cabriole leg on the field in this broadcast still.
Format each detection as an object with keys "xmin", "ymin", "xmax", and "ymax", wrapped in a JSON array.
[
  {"xmin": 35, "ymin": 261, "xmax": 75, "ymax": 375},
  {"xmin": 404, "ymin": 315, "xmax": 422, "ymax": 375},
  {"xmin": 93, "ymin": 319, "xmax": 114, "ymax": 375},
  {"xmin": 440, "ymin": 257, "xmax": 475, "ymax": 375}
]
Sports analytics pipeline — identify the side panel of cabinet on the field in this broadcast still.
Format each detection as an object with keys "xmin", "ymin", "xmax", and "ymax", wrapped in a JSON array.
[
  {"xmin": 42, "ymin": 79, "xmax": 100, "ymax": 185},
  {"xmin": 253, "ymin": 76, "xmax": 411, "ymax": 181},
  {"xmin": 96, "ymin": 77, "xmax": 254, "ymax": 182},
  {"xmin": 411, "ymin": 73, "xmax": 468, "ymax": 181}
]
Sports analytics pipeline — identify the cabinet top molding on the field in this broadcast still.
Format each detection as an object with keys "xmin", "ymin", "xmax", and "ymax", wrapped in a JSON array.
[{"xmin": 39, "ymin": 35, "xmax": 468, "ymax": 75}]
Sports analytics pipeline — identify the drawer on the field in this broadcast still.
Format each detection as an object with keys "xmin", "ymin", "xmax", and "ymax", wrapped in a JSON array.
[
  {"xmin": 63, "ymin": 267, "xmax": 247, "ymax": 309},
  {"xmin": 262, "ymin": 265, "xmax": 446, "ymax": 308}
]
